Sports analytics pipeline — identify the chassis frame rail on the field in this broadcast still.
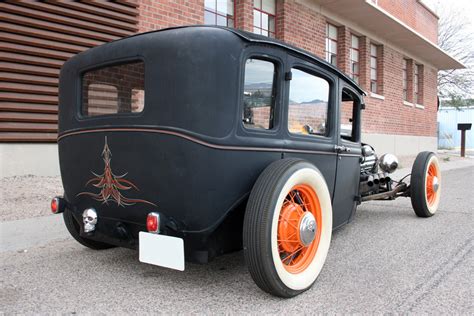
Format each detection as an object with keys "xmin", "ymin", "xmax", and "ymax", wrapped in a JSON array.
[{"xmin": 361, "ymin": 183, "xmax": 409, "ymax": 202}]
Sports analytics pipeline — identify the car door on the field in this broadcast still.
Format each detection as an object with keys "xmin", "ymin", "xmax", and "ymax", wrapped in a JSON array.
[
  {"xmin": 281, "ymin": 56, "xmax": 339, "ymax": 201},
  {"xmin": 332, "ymin": 82, "xmax": 363, "ymax": 228}
]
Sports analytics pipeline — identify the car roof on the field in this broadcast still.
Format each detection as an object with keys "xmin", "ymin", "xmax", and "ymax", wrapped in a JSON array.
[{"xmin": 103, "ymin": 25, "xmax": 366, "ymax": 96}]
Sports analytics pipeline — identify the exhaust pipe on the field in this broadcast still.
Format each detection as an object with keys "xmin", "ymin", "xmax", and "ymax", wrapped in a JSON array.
[
  {"xmin": 378, "ymin": 173, "xmax": 386, "ymax": 184},
  {"xmin": 367, "ymin": 175, "xmax": 374, "ymax": 187},
  {"xmin": 373, "ymin": 174, "xmax": 380, "ymax": 185},
  {"xmin": 384, "ymin": 173, "xmax": 391, "ymax": 183}
]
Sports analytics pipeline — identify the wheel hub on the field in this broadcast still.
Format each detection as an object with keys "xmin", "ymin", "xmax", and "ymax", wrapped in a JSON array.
[
  {"xmin": 432, "ymin": 176, "xmax": 439, "ymax": 192},
  {"xmin": 278, "ymin": 202, "xmax": 317, "ymax": 252},
  {"xmin": 299, "ymin": 212, "xmax": 317, "ymax": 246}
]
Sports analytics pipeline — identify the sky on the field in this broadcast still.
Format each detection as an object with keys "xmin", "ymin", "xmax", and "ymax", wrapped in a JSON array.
[{"xmin": 422, "ymin": 0, "xmax": 474, "ymax": 36}]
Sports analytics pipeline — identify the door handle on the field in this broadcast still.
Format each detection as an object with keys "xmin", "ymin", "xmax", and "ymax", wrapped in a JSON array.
[{"xmin": 334, "ymin": 145, "xmax": 351, "ymax": 153}]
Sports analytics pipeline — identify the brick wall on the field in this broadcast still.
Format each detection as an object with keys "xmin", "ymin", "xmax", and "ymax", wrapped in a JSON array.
[
  {"xmin": 275, "ymin": 0, "xmax": 326, "ymax": 58},
  {"xmin": 362, "ymin": 45, "xmax": 437, "ymax": 137},
  {"xmin": 377, "ymin": 0, "xmax": 438, "ymax": 44},
  {"xmin": 133, "ymin": 0, "xmax": 439, "ymax": 138},
  {"xmin": 137, "ymin": 0, "xmax": 203, "ymax": 32}
]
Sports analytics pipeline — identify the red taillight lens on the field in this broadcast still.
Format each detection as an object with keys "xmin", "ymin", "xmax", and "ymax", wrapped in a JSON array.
[
  {"xmin": 51, "ymin": 198, "xmax": 59, "ymax": 214},
  {"xmin": 146, "ymin": 213, "xmax": 160, "ymax": 233}
]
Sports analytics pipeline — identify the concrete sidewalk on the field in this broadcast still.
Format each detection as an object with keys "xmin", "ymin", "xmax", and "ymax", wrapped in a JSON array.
[{"xmin": 0, "ymin": 215, "xmax": 67, "ymax": 253}]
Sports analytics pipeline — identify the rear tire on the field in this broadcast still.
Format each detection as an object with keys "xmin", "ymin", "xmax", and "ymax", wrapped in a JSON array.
[
  {"xmin": 63, "ymin": 208, "xmax": 114, "ymax": 250},
  {"xmin": 243, "ymin": 159, "xmax": 332, "ymax": 297},
  {"xmin": 410, "ymin": 152, "xmax": 441, "ymax": 217}
]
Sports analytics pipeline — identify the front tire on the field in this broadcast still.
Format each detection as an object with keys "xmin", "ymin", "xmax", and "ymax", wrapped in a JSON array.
[
  {"xmin": 243, "ymin": 159, "xmax": 332, "ymax": 297},
  {"xmin": 63, "ymin": 208, "xmax": 114, "ymax": 250},
  {"xmin": 410, "ymin": 152, "xmax": 441, "ymax": 217}
]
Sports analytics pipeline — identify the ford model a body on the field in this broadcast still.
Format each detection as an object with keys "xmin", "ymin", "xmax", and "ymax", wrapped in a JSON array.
[{"xmin": 53, "ymin": 26, "xmax": 441, "ymax": 297}]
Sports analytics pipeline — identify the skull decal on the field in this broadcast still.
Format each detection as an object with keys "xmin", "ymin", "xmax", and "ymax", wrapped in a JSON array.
[{"xmin": 83, "ymin": 208, "xmax": 98, "ymax": 233}]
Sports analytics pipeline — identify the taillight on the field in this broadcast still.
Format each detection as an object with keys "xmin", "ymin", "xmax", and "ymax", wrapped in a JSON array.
[
  {"xmin": 51, "ymin": 197, "xmax": 65, "ymax": 214},
  {"xmin": 146, "ymin": 212, "xmax": 160, "ymax": 233}
]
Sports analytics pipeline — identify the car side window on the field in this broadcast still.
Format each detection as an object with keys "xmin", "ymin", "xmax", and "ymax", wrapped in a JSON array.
[
  {"xmin": 340, "ymin": 88, "xmax": 360, "ymax": 142},
  {"xmin": 288, "ymin": 68, "xmax": 329, "ymax": 136},
  {"xmin": 242, "ymin": 58, "xmax": 276, "ymax": 130}
]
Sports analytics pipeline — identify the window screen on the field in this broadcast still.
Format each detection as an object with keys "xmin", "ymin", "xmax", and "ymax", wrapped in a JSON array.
[
  {"xmin": 82, "ymin": 61, "xmax": 144, "ymax": 117},
  {"xmin": 242, "ymin": 58, "xmax": 276, "ymax": 130},
  {"xmin": 288, "ymin": 69, "xmax": 329, "ymax": 136}
]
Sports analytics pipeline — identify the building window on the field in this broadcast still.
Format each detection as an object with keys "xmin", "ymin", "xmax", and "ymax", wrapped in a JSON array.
[
  {"xmin": 402, "ymin": 59, "xmax": 408, "ymax": 101},
  {"xmin": 350, "ymin": 35, "xmax": 359, "ymax": 83},
  {"xmin": 242, "ymin": 58, "xmax": 276, "ymax": 130},
  {"xmin": 414, "ymin": 64, "xmax": 422, "ymax": 104},
  {"xmin": 288, "ymin": 68, "xmax": 330, "ymax": 137},
  {"xmin": 370, "ymin": 44, "xmax": 378, "ymax": 93},
  {"xmin": 325, "ymin": 23, "xmax": 338, "ymax": 66},
  {"xmin": 204, "ymin": 0, "xmax": 234, "ymax": 27},
  {"xmin": 253, "ymin": 0, "xmax": 276, "ymax": 37}
]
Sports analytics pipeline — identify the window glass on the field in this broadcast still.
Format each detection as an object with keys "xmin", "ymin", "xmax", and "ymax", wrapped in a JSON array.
[
  {"xmin": 262, "ymin": 0, "xmax": 276, "ymax": 14},
  {"xmin": 414, "ymin": 64, "xmax": 420, "ymax": 104},
  {"xmin": 253, "ymin": 0, "xmax": 276, "ymax": 37},
  {"xmin": 350, "ymin": 34, "xmax": 359, "ymax": 83},
  {"xmin": 242, "ymin": 59, "xmax": 276, "ymax": 130},
  {"xmin": 288, "ymin": 69, "xmax": 329, "ymax": 136},
  {"xmin": 325, "ymin": 24, "xmax": 338, "ymax": 66},
  {"xmin": 204, "ymin": 0, "xmax": 234, "ymax": 27},
  {"xmin": 82, "ymin": 61, "xmax": 145, "ymax": 117},
  {"xmin": 340, "ymin": 88, "xmax": 359, "ymax": 141},
  {"xmin": 402, "ymin": 58, "xmax": 408, "ymax": 101},
  {"xmin": 370, "ymin": 44, "xmax": 378, "ymax": 93}
]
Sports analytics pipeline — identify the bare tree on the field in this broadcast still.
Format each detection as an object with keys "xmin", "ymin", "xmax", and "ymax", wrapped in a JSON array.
[{"xmin": 436, "ymin": 3, "xmax": 474, "ymax": 107}]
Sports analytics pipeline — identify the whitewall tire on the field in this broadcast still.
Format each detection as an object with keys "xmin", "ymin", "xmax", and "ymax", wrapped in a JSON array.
[{"xmin": 243, "ymin": 159, "xmax": 332, "ymax": 297}]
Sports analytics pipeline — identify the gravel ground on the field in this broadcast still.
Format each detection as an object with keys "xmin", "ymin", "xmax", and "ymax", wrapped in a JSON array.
[
  {"xmin": 0, "ymin": 175, "xmax": 63, "ymax": 221},
  {"xmin": 0, "ymin": 159, "xmax": 473, "ymax": 313}
]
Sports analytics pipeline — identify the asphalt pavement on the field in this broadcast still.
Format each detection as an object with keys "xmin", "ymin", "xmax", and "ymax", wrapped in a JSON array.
[{"xmin": 1, "ymin": 161, "xmax": 473, "ymax": 313}]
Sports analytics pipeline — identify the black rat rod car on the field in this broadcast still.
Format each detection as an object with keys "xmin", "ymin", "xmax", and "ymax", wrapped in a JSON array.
[{"xmin": 52, "ymin": 26, "xmax": 441, "ymax": 297}]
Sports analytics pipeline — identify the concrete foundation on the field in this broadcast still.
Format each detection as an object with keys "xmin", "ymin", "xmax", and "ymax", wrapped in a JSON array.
[
  {"xmin": 0, "ymin": 144, "xmax": 60, "ymax": 177},
  {"xmin": 362, "ymin": 133, "xmax": 437, "ymax": 157}
]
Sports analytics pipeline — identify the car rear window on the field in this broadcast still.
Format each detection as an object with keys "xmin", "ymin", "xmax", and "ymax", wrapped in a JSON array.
[{"xmin": 82, "ymin": 61, "xmax": 144, "ymax": 117}]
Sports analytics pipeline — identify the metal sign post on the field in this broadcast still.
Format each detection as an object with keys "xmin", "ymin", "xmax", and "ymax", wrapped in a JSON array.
[{"xmin": 457, "ymin": 123, "xmax": 472, "ymax": 157}]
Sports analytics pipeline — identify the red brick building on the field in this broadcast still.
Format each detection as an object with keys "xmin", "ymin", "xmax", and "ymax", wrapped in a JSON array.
[{"xmin": 0, "ymin": 0, "xmax": 462, "ymax": 175}]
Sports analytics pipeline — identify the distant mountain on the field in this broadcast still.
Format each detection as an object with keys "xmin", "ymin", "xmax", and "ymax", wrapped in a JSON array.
[
  {"xmin": 301, "ymin": 99, "xmax": 326, "ymax": 104},
  {"xmin": 245, "ymin": 83, "xmax": 272, "ymax": 90}
]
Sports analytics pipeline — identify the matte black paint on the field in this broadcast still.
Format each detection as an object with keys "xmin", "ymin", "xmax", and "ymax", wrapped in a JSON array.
[{"xmin": 58, "ymin": 26, "xmax": 364, "ymax": 261}]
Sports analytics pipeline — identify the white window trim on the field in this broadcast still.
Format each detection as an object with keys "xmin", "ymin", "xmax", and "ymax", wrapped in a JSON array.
[
  {"xmin": 403, "ymin": 100, "xmax": 414, "ymax": 107},
  {"xmin": 370, "ymin": 92, "xmax": 385, "ymax": 100},
  {"xmin": 415, "ymin": 103, "xmax": 425, "ymax": 109}
]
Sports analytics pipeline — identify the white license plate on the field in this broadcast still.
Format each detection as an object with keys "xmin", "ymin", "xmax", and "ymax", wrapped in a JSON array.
[{"xmin": 139, "ymin": 232, "xmax": 185, "ymax": 271}]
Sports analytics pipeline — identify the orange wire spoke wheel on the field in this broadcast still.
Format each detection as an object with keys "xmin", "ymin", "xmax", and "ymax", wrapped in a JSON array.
[
  {"xmin": 277, "ymin": 184, "xmax": 322, "ymax": 274},
  {"xmin": 425, "ymin": 161, "xmax": 440, "ymax": 207},
  {"xmin": 410, "ymin": 152, "xmax": 441, "ymax": 217}
]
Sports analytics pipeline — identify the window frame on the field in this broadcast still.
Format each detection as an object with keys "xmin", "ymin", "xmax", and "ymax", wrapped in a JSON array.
[
  {"xmin": 339, "ymin": 85, "xmax": 362, "ymax": 144},
  {"xmin": 350, "ymin": 34, "xmax": 360, "ymax": 83},
  {"xmin": 240, "ymin": 55, "xmax": 281, "ymax": 133},
  {"xmin": 325, "ymin": 23, "xmax": 338, "ymax": 66},
  {"xmin": 253, "ymin": 0, "xmax": 276, "ymax": 37},
  {"xmin": 204, "ymin": 0, "xmax": 235, "ymax": 27},
  {"xmin": 78, "ymin": 58, "xmax": 146, "ymax": 121},
  {"xmin": 402, "ymin": 58, "xmax": 408, "ymax": 101},
  {"xmin": 414, "ymin": 63, "xmax": 421, "ymax": 105},
  {"xmin": 370, "ymin": 43, "xmax": 378, "ymax": 94},
  {"xmin": 286, "ymin": 65, "xmax": 333, "ymax": 139}
]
